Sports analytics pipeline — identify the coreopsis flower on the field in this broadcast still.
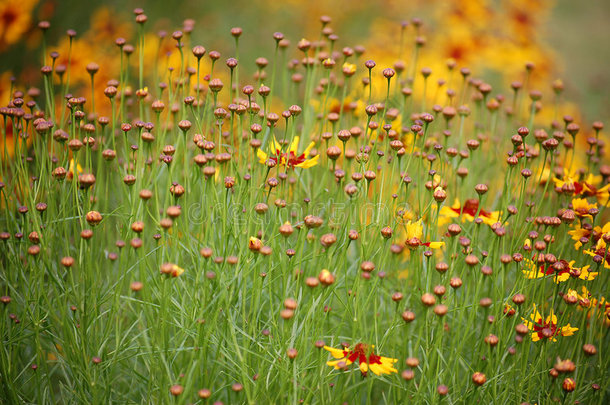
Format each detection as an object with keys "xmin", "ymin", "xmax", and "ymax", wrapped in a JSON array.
[
  {"xmin": 584, "ymin": 238, "xmax": 610, "ymax": 269},
  {"xmin": 522, "ymin": 258, "xmax": 597, "ymax": 283},
  {"xmin": 324, "ymin": 343, "xmax": 398, "ymax": 376},
  {"xmin": 522, "ymin": 304, "xmax": 578, "ymax": 342},
  {"xmin": 582, "ymin": 182, "xmax": 609, "ymax": 205},
  {"xmin": 257, "ymin": 136, "xmax": 318, "ymax": 169},
  {"xmin": 438, "ymin": 198, "xmax": 501, "ymax": 227},
  {"xmin": 403, "ymin": 219, "xmax": 444, "ymax": 249},
  {"xmin": 555, "ymin": 171, "xmax": 609, "ymax": 204},
  {"xmin": 564, "ymin": 288, "xmax": 585, "ymax": 306},
  {"xmin": 571, "ymin": 198, "xmax": 597, "ymax": 219},
  {"xmin": 552, "ymin": 168, "xmax": 585, "ymax": 195},
  {"xmin": 567, "ymin": 287, "xmax": 610, "ymax": 326},
  {"xmin": 568, "ymin": 222, "xmax": 610, "ymax": 250}
]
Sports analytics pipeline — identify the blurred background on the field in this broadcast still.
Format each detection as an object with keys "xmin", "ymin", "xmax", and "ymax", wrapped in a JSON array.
[{"xmin": 0, "ymin": 0, "xmax": 608, "ymax": 121}]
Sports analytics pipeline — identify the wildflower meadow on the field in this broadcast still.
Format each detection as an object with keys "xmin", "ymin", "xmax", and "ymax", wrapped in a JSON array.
[{"xmin": 0, "ymin": 1, "xmax": 608, "ymax": 404}]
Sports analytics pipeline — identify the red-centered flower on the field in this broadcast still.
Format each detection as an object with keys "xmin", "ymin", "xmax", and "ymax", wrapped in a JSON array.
[
  {"xmin": 439, "ymin": 198, "xmax": 501, "ymax": 227},
  {"xmin": 324, "ymin": 343, "xmax": 398, "ymax": 376},
  {"xmin": 257, "ymin": 136, "xmax": 318, "ymax": 169},
  {"xmin": 522, "ymin": 258, "xmax": 597, "ymax": 283},
  {"xmin": 584, "ymin": 238, "xmax": 610, "ymax": 269},
  {"xmin": 522, "ymin": 304, "xmax": 578, "ymax": 342},
  {"xmin": 569, "ymin": 222, "xmax": 610, "ymax": 250}
]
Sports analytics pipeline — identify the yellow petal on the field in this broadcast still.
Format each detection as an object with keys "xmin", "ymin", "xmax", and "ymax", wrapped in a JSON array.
[
  {"xmin": 324, "ymin": 346, "xmax": 346, "ymax": 359},
  {"xmin": 302, "ymin": 141, "xmax": 316, "ymax": 157},
  {"xmin": 269, "ymin": 137, "xmax": 282, "ymax": 154},
  {"xmin": 368, "ymin": 363, "xmax": 383, "ymax": 375},
  {"xmin": 289, "ymin": 136, "xmax": 301, "ymax": 154},
  {"xmin": 561, "ymin": 324, "xmax": 578, "ymax": 336},
  {"xmin": 257, "ymin": 149, "xmax": 268, "ymax": 163},
  {"xmin": 555, "ymin": 273, "xmax": 570, "ymax": 283},
  {"xmin": 295, "ymin": 155, "xmax": 319, "ymax": 168}
]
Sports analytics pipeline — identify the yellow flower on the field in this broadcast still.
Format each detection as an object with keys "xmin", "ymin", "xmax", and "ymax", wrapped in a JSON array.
[
  {"xmin": 405, "ymin": 219, "xmax": 423, "ymax": 241},
  {"xmin": 569, "ymin": 221, "xmax": 610, "ymax": 250},
  {"xmin": 552, "ymin": 166, "xmax": 583, "ymax": 194},
  {"xmin": 568, "ymin": 227, "xmax": 589, "ymax": 250},
  {"xmin": 522, "ymin": 258, "xmax": 597, "ymax": 283},
  {"xmin": 582, "ymin": 183, "xmax": 609, "ymax": 206},
  {"xmin": 257, "ymin": 136, "xmax": 318, "ymax": 169},
  {"xmin": 567, "ymin": 261, "xmax": 598, "ymax": 281},
  {"xmin": 438, "ymin": 198, "xmax": 501, "ymax": 227},
  {"xmin": 324, "ymin": 343, "xmax": 397, "ymax": 377},
  {"xmin": 571, "ymin": 198, "xmax": 597, "ymax": 219},
  {"xmin": 403, "ymin": 219, "xmax": 444, "ymax": 249},
  {"xmin": 523, "ymin": 304, "xmax": 578, "ymax": 342},
  {"xmin": 584, "ymin": 238, "xmax": 610, "ymax": 269}
]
